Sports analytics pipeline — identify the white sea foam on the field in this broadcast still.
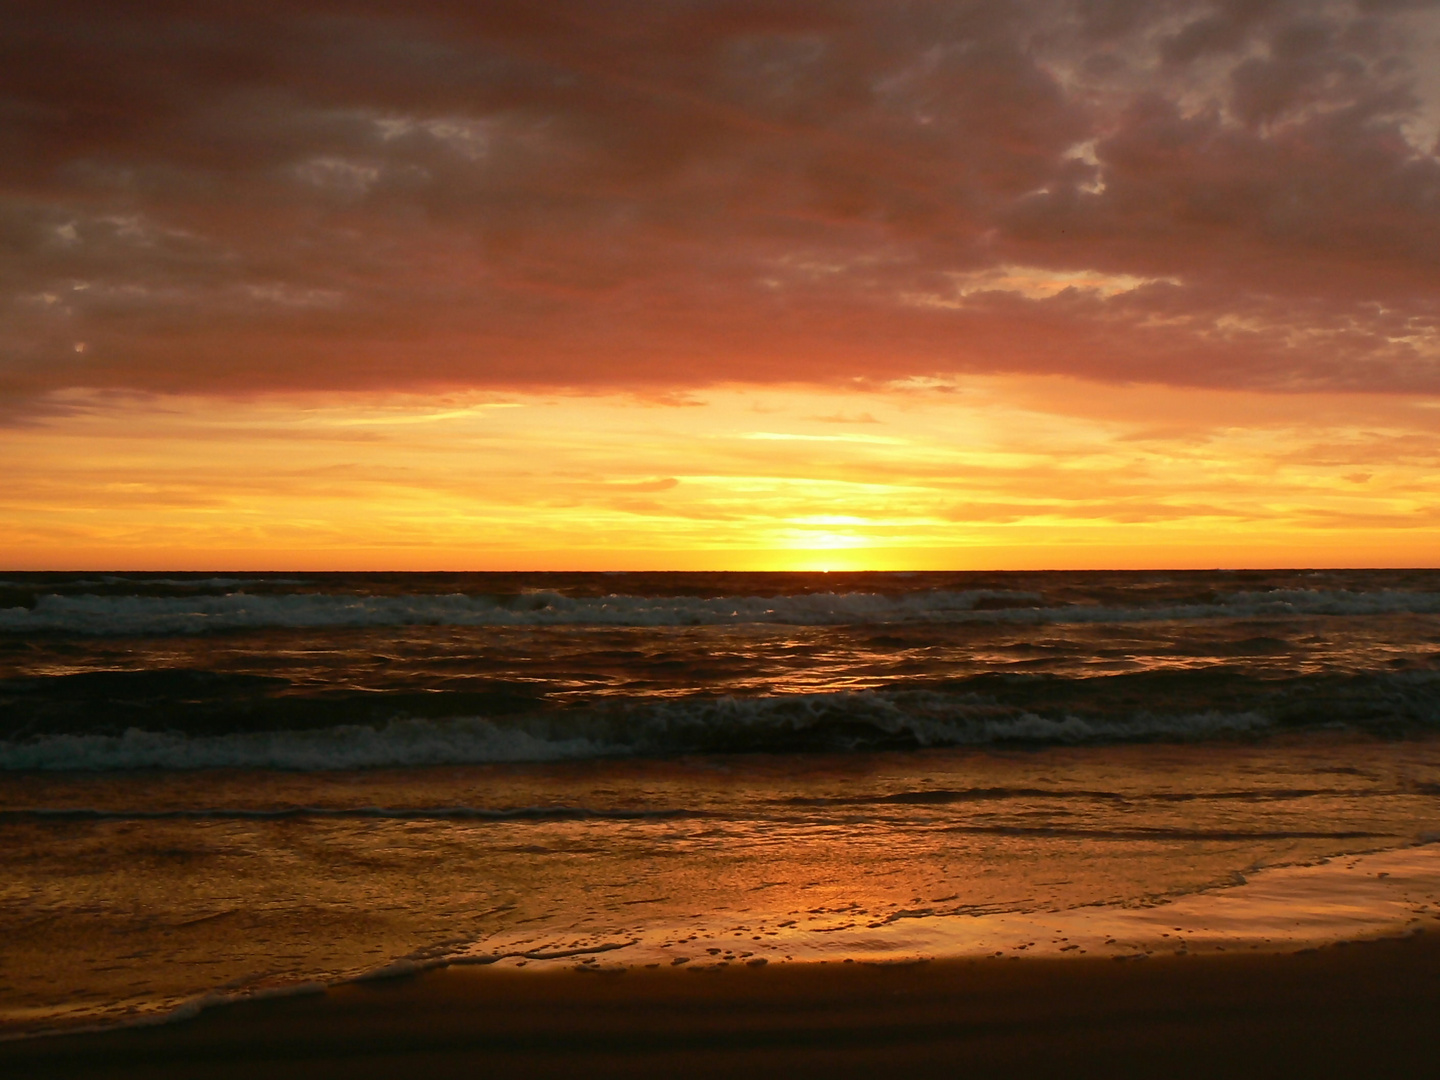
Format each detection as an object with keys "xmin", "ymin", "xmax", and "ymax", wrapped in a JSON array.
[
  {"xmin": 2, "ymin": 586, "xmax": 1436, "ymax": 635},
  {"xmin": 0, "ymin": 691, "xmax": 1274, "ymax": 770}
]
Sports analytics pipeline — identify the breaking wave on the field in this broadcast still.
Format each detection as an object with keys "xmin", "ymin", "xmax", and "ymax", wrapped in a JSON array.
[{"xmin": 0, "ymin": 688, "xmax": 1274, "ymax": 770}]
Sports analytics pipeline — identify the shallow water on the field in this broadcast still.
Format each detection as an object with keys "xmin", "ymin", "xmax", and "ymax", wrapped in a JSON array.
[{"xmin": 3, "ymin": 570, "xmax": 1440, "ymax": 1035}]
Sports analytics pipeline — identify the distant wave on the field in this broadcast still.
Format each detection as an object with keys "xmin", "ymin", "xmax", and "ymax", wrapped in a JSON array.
[
  {"xmin": 3, "ymin": 586, "xmax": 1439, "ymax": 635},
  {"xmin": 0, "ymin": 688, "xmax": 1275, "ymax": 769}
]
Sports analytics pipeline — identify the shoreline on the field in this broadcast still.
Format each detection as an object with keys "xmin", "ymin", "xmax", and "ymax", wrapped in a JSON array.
[
  {"xmin": 6, "ymin": 931, "xmax": 1439, "ymax": 1079},
  {"xmin": 4, "ymin": 843, "xmax": 1439, "ymax": 1077},
  {"xmin": 465, "ymin": 842, "xmax": 1440, "ymax": 972},
  {"xmin": 6, "ymin": 841, "xmax": 1439, "ymax": 1045}
]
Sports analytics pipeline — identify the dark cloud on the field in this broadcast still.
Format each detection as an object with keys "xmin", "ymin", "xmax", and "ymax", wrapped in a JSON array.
[{"xmin": 2, "ymin": 0, "xmax": 1439, "ymax": 414}]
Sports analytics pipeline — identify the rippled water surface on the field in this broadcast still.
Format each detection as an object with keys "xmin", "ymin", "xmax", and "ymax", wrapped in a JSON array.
[{"xmin": 3, "ymin": 570, "xmax": 1439, "ymax": 1034}]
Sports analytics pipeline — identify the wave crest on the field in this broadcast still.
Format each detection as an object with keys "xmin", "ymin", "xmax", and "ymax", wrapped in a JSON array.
[
  {"xmin": 3, "ymin": 585, "xmax": 1439, "ymax": 635},
  {"xmin": 0, "ymin": 689, "xmax": 1274, "ymax": 770}
]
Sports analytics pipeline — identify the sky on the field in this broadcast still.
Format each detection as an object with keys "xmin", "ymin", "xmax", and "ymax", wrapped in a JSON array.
[{"xmin": 3, "ymin": 0, "xmax": 1440, "ymax": 570}]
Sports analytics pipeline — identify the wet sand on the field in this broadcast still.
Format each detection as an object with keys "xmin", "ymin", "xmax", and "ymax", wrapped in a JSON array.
[{"xmin": 6, "ymin": 930, "xmax": 1439, "ymax": 1079}]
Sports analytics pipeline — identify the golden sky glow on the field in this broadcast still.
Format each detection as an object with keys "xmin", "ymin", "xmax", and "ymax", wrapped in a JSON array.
[
  {"xmin": 5, "ymin": 2, "xmax": 1440, "ymax": 569},
  {"xmin": 4, "ymin": 378, "xmax": 1437, "ymax": 570}
]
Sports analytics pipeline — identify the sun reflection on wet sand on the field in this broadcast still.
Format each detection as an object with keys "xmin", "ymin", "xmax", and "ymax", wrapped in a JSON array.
[{"xmin": 470, "ymin": 845, "xmax": 1440, "ymax": 974}]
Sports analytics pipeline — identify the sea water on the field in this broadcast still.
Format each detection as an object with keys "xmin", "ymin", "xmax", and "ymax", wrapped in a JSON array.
[{"xmin": 2, "ymin": 570, "xmax": 1439, "ymax": 1034}]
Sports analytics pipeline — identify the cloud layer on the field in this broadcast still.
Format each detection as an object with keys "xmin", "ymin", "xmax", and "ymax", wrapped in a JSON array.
[{"xmin": 5, "ymin": 0, "xmax": 1440, "ymax": 413}]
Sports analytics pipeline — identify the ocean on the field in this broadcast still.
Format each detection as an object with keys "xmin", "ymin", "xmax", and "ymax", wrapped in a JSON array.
[{"xmin": 3, "ymin": 569, "xmax": 1440, "ymax": 1036}]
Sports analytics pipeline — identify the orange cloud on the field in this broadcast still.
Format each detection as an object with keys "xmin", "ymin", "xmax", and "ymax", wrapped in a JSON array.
[{"xmin": 3, "ymin": 0, "xmax": 1440, "ymax": 421}]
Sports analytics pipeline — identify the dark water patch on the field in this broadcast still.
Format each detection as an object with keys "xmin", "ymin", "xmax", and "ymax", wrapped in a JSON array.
[
  {"xmin": 8, "ymin": 667, "xmax": 1440, "ymax": 744},
  {"xmin": 0, "ymin": 669, "xmax": 551, "ymax": 741},
  {"xmin": 913, "ymin": 669, "xmax": 1440, "ymax": 736},
  {"xmin": 1179, "ymin": 636, "xmax": 1294, "ymax": 657},
  {"xmin": 5, "ymin": 666, "xmax": 1440, "ymax": 769}
]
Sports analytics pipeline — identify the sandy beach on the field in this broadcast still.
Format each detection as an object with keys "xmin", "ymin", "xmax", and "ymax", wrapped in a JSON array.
[
  {"xmin": 5, "ymin": 930, "xmax": 1438, "ymax": 1079},
  {"xmin": 8, "ymin": 841, "xmax": 1440, "ymax": 1079}
]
